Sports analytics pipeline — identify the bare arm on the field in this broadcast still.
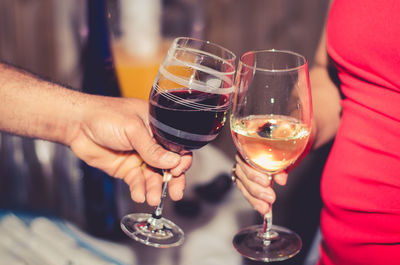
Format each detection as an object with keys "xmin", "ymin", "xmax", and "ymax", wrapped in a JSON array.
[
  {"xmin": 309, "ymin": 26, "xmax": 342, "ymax": 149},
  {"xmin": 0, "ymin": 62, "xmax": 192, "ymax": 205},
  {"xmin": 0, "ymin": 62, "xmax": 83, "ymax": 144}
]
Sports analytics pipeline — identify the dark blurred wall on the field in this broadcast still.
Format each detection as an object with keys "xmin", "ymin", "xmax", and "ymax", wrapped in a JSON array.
[
  {"xmin": 204, "ymin": 0, "xmax": 328, "ymax": 60},
  {"xmin": 0, "ymin": 0, "xmax": 56, "ymax": 77}
]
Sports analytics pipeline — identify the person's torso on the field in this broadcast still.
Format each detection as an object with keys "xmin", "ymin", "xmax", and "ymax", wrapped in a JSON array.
[{"xmin": 320, "ymin": 2, "xmax": 400, "ymax": 264}]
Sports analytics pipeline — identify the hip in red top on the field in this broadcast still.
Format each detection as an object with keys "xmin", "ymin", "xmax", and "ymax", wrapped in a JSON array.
[{"xmin": 318, "ymin": 0, "xmax": 400, "ymax": 264}]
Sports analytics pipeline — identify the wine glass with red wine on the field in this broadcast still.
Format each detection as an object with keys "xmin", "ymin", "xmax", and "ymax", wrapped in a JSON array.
[
  {"xmin": 121, "ymin": 37, "xmax": 236, "ymax": 248},
  {"xmin": 230, "ymin": 50, "xmax": 312, "ymax": 261}
]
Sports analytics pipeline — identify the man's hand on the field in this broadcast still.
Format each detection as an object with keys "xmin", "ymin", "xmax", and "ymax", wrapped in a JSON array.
[
  {"xmin": 0, "ymin": 62, "xmax": 192, "ymax": 206},
  {"xmin": 69, "ymin": 96, "xmax": 192, "ymax": 206}
]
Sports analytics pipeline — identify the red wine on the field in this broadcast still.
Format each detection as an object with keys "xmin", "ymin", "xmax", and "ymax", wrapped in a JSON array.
[{"xmin": 149, "ymin": 88, "xmax": 230, "ymax": 153}]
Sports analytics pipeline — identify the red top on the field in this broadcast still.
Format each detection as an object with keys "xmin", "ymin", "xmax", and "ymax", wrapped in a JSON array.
[{"xmin": 318, "ymin": 0, "xmax": 400, "ymax": 264}]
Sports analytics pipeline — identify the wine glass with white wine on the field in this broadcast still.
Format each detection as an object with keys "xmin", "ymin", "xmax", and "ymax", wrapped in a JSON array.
[{"xmin": 230, "ymin": 49, "xmax": 312, "ymax": 261}]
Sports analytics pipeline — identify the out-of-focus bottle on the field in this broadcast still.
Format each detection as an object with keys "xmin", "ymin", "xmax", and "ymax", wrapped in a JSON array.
[
  {"xmin": 108, "ymin": 0, "xmax": 205, "ymax": 100},
  {"xmin": 80, "ymin": 0, "xmax": 122, "ymax": 239},
  {"xmin": 108, "ymin": 0, "xmax": 164, "ymax": 100}
]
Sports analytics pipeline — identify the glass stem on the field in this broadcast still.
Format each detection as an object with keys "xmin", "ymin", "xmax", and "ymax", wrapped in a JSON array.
[
  {"xmin": 263, "ymin": 210, "xmax": 273, "ymax": 236},
  {"xmin": 153, "ymin": 174, "xmax": 170, "ymax": 217},
  {"xmin": 262, "ymin": 174, "xmax": 277, "ymax": 240},
  {"xmin": 148, "ymin": 171, "xmax": 172, "ymax": 230}
]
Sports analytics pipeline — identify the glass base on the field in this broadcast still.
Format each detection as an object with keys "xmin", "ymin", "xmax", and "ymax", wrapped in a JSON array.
[
  {"xmin": 233, "ymin": 224, "xmax": 302, "ymax": 262},
  {"xmin": 121, "ymin": 213, "xmax": 184, "ymax": 248}
]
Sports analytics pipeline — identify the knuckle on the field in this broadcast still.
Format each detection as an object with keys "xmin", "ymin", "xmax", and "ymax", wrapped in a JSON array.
[{"xmin": 147, "ymin": 143, "xmax": 164, "ymax": 159}]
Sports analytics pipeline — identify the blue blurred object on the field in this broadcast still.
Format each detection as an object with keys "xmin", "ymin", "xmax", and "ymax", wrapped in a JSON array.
[{"xmin": 80, "ymin": 0, "xmax": 122, "ymax": 240}]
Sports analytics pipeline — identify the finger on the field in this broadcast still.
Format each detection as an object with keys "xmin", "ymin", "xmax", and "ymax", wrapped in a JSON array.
[
  {"xmin": 169, "ymin": 152, "xmax": 193, "ymax": 176},
  {"xmin": 274, "ymin": 171, "xmax": 288, "ymax": 186},
  {"xmin": 112, "ymin": 152, "xmax": 143, "ymax": 179},
  {"xmin": 236, "ymin": 179, "xmax": 270, "ymax": 215},
  {"xmin": 143, "ymin": 167, "xmax": 163, "ymax": 206},
  {"xmin": 125, "ymin": 167, "xmax": 146, "ymax": 203},
  {"xmin": 235, "ymin": 154, "xmax": 287, "ymax": 186},
  {"xmin": 235, "ymin": 164, "xmax": 276, "ymax": 204},
  {"xmin": 168, "ymin": 174, "xmax": 186, "ymax": 201},
  {"xmin": 235, "ymin": 155, "xmax": 271, "ymax": 187},
  {"xmin": 127, "ymin": 117, "xmax": 181, "ymax": 170}
]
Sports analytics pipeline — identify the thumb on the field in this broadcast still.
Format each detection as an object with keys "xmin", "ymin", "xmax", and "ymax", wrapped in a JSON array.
[
  {"xmin": 128, "ymin": 118, "xmax": 180, "ymax": 169},
  {"xmin": 140, "ymin": 141, "xmax": 181, "ymax": 170},
  {"xmin": 274, "ymin": 171, "xmax": 288, "ymax": 186}
]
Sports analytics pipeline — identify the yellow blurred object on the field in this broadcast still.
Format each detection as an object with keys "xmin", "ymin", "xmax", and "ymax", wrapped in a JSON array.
[
  {"xmin": 112, "ymin": 41, "xmax": 168, "ymax": 100},
  {"xmin": 157, "ymin": 64, "xmax": 195, "ymax": 92}
]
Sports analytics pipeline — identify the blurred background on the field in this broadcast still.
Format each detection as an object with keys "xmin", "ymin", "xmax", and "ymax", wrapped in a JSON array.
[{"xmin": 0, "ymin": 0, "xmax": 331, "ymax": 264}]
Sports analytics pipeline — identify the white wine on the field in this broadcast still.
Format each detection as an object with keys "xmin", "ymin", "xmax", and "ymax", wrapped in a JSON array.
[{"xmin": 231, "ymin": 115, "xmax": 310, "ymax": 173}]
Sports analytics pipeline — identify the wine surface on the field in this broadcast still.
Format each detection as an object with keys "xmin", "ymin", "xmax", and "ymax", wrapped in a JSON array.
[
  {"xmin": 149, "ymin": 88, "xmax": 230, "ymax": 153},
  {"xmin": 231, "ymin": 115, "xmax": 310, "ymax": 173}
]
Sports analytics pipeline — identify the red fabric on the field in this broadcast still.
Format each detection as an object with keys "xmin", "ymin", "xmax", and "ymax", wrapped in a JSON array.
[{"xmin": 318, "ymin": 0, "xmax": 400, "ymax": 264}]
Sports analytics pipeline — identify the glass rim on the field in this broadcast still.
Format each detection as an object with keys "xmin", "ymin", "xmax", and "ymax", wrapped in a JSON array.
[
  {"xmin": 240, "ymin": 49, "xmax": 308, "ymax": 72},
  {"xmin": 168, "ymin": 37, "xmax": 236, "ymax": 73},
  {"xmin": 172, "ymin": 36, "xmax": 236, "ymax": 60}
]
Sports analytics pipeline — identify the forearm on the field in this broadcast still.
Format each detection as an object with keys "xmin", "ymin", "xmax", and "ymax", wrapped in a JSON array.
[
  {"xmin": 308, "ymin": 13, "xmax": 342, "ymax": 150},
  {"xmin": 310, "ymin": 64, "xmax": 342, "ymax": 149},
  {"xmin": 0, "ymin": 62, "xmax": 84, "ymax": 145}
]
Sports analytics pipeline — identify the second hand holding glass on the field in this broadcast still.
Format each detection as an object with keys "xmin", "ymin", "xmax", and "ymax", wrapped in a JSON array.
[
  {"xmin": 121, "ymin": 37, "xmax": 236, "ymax": 248},
  {"xmin": 230, "ymin": 50, "xmax": 312, "ymax": 261}
]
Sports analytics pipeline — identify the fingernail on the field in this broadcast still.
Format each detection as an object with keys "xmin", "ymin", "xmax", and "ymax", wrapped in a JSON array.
[
  {"xmin": 132, "ymin": 193, "xmax": 145, "ymax": 203},
  {"xmin": 175, "ymin": 191, "xmax": 184, "ymax": 201},
  {"xmin": 255, "ymin": 204, "xmax": 268, "ymax": 215},
  {"xmin": 260, "ymin": 192, "xmax": 274, "ymax": 203},
  {"xmin": 165, "ymin": 152, "xmax": 180, "ymax": 165},
  {"xmin": 275, "ymin": 173, "xmax": 287, "ymax": 185}
]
